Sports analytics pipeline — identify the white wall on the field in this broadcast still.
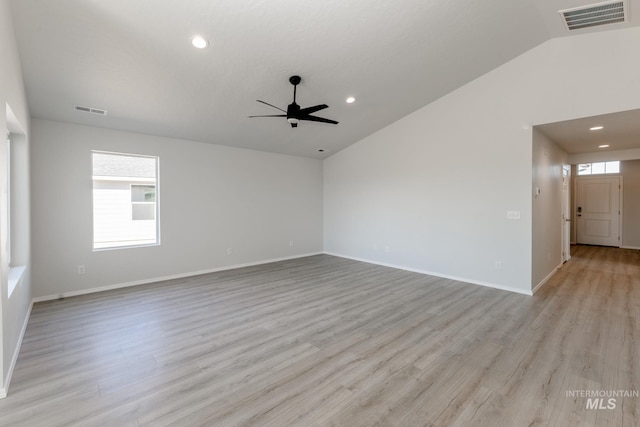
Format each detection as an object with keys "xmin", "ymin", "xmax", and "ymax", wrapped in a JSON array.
[
  {"xmin": 324, "ymin": 26, "xmax": 640, "ymax": 294},
  {"xmin": 621, "ymin": 160, "xmax": 640, "ymax": 249},
  {"xmin": 30, "ymin": 119, "xmax": 323, "ymax": 299},
  {"xmin": 532, "ymin": 128, "xmax": 568, "ymax": 289},
  {"xmin": 0, "ymin": 0, "xmax": 31, "ymax": 398},
  {"xmin": 569, "ymin": 147, "xmax": 640, "ymax": 165}
]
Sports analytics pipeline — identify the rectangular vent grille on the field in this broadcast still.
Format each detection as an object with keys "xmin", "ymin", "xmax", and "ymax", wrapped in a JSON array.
[
  {"xmin": 75, "ymin": 105, "xmax": 107, "ymax": 115},
  {"xmin": 559, "ymin": 1, "xmax": 626, "ymax": 31}
]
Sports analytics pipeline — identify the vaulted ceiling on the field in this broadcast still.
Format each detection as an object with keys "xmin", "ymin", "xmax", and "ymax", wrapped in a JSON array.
[{"xmin": 9, "ymin": 0, "xmax": 640, "ymax": 158}]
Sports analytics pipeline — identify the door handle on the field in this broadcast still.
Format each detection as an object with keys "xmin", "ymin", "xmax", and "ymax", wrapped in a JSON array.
[{"xmin": 565, "ymin": 218, "xmax": 571, "ymax": 222}]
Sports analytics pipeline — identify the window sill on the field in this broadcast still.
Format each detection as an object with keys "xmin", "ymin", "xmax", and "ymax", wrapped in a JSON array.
[
  {"xmin": 8, "ymin": 265, "xmax": 26, "ymax": 298},
  {"xmin": 93, "ymin": 242, "xmax": 160, "ymax": 251}
]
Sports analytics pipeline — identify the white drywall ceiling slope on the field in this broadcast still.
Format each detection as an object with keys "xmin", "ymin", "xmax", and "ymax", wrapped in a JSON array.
[{"xmin": 9, "ymin": 0, "xmax": 640, "ymax": 158}]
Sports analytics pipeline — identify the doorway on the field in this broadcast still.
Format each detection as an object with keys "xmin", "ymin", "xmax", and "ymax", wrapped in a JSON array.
[{"xmin": 575, "ymin": 176, "xmax": 622, "ymax": 247}]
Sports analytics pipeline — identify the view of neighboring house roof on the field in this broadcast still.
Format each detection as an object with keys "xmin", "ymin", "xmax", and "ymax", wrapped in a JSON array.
[{"xmin": 92, "ymin": 153, "xmax": 156, "ymax": 178}]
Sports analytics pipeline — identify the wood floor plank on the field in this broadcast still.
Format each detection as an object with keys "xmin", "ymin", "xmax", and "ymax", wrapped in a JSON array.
[{"xmin": 0, "ymin": 246, "xmax": 638, "ymax": 426}]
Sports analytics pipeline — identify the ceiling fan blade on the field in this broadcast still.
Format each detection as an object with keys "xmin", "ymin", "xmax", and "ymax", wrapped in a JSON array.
[
  {"xmin": 256, "ymin": 100, "xmax": 286, "ymax": 113},
  {"xmin": 299, "ymin": 115, "xmax": 339, "ymax": 125},
  {"xmin": 298, "ymin": 104, "xmax": 328, "ymax": 116},
  {"xmin": 248, "ymin": 114, "xmax": 286, "ymax": 118}
]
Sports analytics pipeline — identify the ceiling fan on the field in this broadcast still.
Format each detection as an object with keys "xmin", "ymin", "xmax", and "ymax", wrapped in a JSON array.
[{"xmin": 249, "ymin": 75, "xmax": 338, "ymax": 128}]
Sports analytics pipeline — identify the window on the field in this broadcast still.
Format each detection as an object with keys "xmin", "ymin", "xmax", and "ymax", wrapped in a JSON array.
[
  {"xmin": 6, "ymin": 103, "xmax": 30, "ymax": 298},
  {"xmin": 6, "ymin": 130, "xmax": 29, "ymax": 298},
  {"xmin": 577, "ymin": 161, "xmax": 620, "ymax": 175},
  {"xmin": 92, "ymin": 151, "xmax": 159, "ymax": 249},
  {"xmin": 6, "ymin": 132, "xmax": 11, "ymax": 266}
]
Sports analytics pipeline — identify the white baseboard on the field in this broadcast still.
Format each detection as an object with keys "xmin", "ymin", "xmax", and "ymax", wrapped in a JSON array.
[
  {"xmin": 1, "ymin": 300, "xmax": 33, "ymax": 399},
  {"xmin": 32, "ymin": 252, "xmax": 323, "ymax": 303},
  {"xmin": 622, "ymin": 245, "xmax": 640, "ymax": 250},
  {"xmin": 532, "ymin": 262, "xmax": 563, "ymax": 295},
  {"xmin": 324, "ymin": 252, "xmax": 533, "ymax": 296}
]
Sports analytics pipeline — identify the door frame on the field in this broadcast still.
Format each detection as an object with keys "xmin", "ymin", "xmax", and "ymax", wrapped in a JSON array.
[
  {"xmin": 574, "ymin": 175, "xmax": 623, "ymax": 247},
  {"xmin": 561, "ymin": 164, "xmax": 571, "ymax": 262}
]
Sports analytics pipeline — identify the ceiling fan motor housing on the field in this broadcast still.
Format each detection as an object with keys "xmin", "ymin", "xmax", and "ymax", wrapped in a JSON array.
[{"xmin": 289, "ymin": 75, "xmax": 302, "ymax": 85}]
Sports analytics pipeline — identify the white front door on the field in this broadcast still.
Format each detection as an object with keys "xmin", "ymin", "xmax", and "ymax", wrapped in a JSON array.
[{"xmin": 575, "ymin": 176, "xmax": 621, "ymax": 247}]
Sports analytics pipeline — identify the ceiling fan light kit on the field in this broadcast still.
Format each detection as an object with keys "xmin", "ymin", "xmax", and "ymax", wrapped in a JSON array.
[{"xmin": 249, "ymin": 75, "xmax": 338, "ymax": 128}]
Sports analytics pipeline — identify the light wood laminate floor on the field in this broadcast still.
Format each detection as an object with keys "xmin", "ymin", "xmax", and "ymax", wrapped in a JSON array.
[{"xmin": 0, "ymin": 245, "xmax": 638, "ymax": 426}]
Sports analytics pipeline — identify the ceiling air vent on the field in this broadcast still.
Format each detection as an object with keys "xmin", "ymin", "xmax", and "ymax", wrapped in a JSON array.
[
  {"xmin": 559, "ymin": 1, "xmax": 627, "ymax": 31},
  {"xmin": 75, "ymin": 105, "xmax": 107, "ymax": 115}
]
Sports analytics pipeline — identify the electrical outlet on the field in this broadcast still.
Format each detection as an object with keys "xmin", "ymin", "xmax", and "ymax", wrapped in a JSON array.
[
  {"xmin": 77, "ymin": 265, "xmax": 85, "ymax": 275},
  {"xmin": 495, "ymin": 261, "xmax": 502, "ymax": 271},
  {"xmin": 226, "ymin": 248, "xmax": 233, "ymax": 255},
  {"xmin": 289, "ymin": 240, "xmax": 294, "ymax": 247}
]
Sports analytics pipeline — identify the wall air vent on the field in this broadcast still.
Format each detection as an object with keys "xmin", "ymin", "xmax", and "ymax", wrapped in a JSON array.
[
  {"xmin": 75, "ymin": 105, "xmax": 108, "ymax": 115},
  {"xmin": 559, "ymin": 1, "xmax": 627, "ymax": 31}
]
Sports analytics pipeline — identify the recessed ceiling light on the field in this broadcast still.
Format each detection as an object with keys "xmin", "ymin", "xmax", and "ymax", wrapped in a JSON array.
[
  {"xmin": 346, "ymin": 97, "xmax": 356, "ymax": 104},
  {"xmin": 318, "ymin": 149, "xmax": 325, "ymax": 152},
  {"xmin": 191, "ymin": 36, "xmax": 209, "ymax": 49},
  {"xmin": 590, "ymin": 126, "xmax": 604, "ymax": 131},
  {"xmin": 599, "ymin": 144, "xmax": 610, "ymax": 148}
]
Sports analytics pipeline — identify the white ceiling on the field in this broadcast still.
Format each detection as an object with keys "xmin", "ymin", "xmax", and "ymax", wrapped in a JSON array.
[
  {"xmin": 8, "ymin": 0, "xmax": 640, "ymax": 158},
  {"xmin": 537, "ymin": 108, "xmax": 640, "ymax": 154}
]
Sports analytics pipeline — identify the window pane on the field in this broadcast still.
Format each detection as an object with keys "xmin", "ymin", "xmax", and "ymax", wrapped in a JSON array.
[
  {"xmin": 591, "ymin": 162, "xmax": 605, "ymax": 174},
  {"xmin": 577, "ymin": 164, "xmax": 591, "ymax": 175},
  {"xmin": 93, "ymin": 152, "xmax": 159, "ymax": 249},
  {"xmin": 605, "ymin": 161, "xmax": 620, "ymax": 174},
  {"xmin": 132, "ymin": 203, "xmax": 156, "ymax": 220},
  {"xmin": 93, "ymin": 153, "xmax": 156, "ymax": 178},
  {"xmin": 132, "ymin": 185, "xmax": 156, "ymax": 202}
]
